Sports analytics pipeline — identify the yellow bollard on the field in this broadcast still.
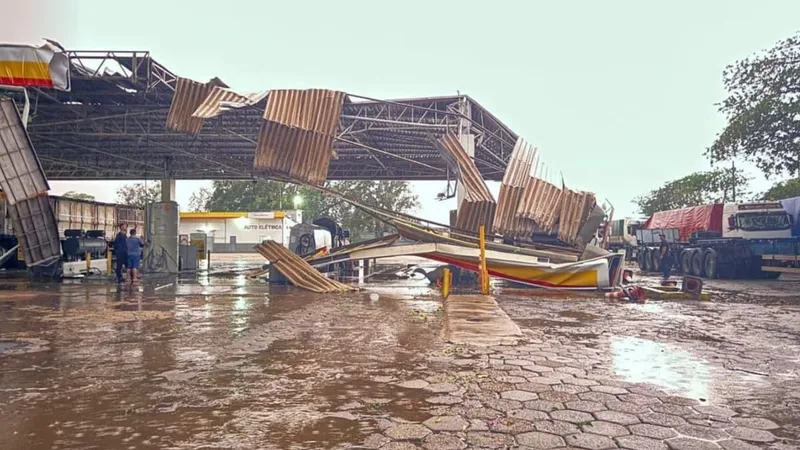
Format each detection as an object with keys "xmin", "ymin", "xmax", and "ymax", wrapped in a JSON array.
[
  {"xmin": 106, "ymin": 246, "xmax": 112, "ymax": 275},
  {"xmin": 478, "ymin": 225, "xmax": 489, "ymax": 295},
  {"xmin": 85, "ymin": 251, "xmax": 91, "ymax": 273},
  {"xmin": 441, "ymin": 267, "xmax": 451, "ymax": 300}
]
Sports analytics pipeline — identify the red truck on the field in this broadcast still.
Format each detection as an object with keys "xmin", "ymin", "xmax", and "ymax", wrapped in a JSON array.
[{"xmin": 635, "ymin": 202, "xmax": 799, "ymax": 279}]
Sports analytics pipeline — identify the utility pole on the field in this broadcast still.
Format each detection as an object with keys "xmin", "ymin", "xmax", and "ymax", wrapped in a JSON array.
[{"xmin": 731, "ymin": 160, "xmax": 737, "ymax": 203}]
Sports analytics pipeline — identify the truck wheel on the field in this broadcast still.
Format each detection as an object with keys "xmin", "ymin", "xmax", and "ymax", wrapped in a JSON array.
[
  {"xmin": 760, "ymin": 270, "xmax": 781, "ymax": 280},
  {"xmin": 703, "ymin": 248, "xmax": 718, "ymax": 279},
  {"xmin": 681, "ymin": 249, "xmax": 694, "ymax": 274},
  {"xmin": 691, "ymin": 250, "xmax": 705, "ymax": 277},
  {"xmin": 637, "ymin": 249, "xmax": 647, "ymax": 271},
  {"xmin": 641, "ymin": 248, "xmax": 652, "ymax": 272},
  {"xmin": 650, "ymin": 249, "xmax": 661, "ymax": 274}
]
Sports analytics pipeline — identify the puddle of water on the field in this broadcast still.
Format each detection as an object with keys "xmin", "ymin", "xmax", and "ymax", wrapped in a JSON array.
[
  {"xmin": 0, "ymin": 340, "xmax": 26, "ymax": 352},
  {"xmin": 558, "ymin": 310, "xmax": 598, "ymax": 321},
  {"xmin": 516, "ymin": 318, "xmax": 586, "ymax": 328},
  {"xmin": 611, "ymin": 336, "xmax": 709, "ymax": 400}
]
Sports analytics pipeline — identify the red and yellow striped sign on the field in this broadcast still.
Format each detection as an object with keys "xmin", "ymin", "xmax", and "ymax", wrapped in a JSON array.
[{"xmin": 0, "ymin": 44, "xmax": 70, "ymax": 90}]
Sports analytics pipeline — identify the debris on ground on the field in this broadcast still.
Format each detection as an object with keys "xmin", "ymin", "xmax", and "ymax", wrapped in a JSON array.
[{"xmin": 254, "ymin": 241, "xmax": 355, "ymax": 293}]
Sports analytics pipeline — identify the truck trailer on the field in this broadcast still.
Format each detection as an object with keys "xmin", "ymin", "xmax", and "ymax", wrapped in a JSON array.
[
  {"xmin": 0, "ymin": 195, "xmax": 145, "ymax": 276},
  {"xmin": 635, "ymin": 202, "xmax": 799, "ymax": 279}
]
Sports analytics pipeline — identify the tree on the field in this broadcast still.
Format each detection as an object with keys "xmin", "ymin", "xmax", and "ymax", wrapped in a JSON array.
[
  {"xmin": 188, "ymin": 187, "xmax": 212, "ymax": 212},
  {"xmin": 61, "ymin": 191, "xmax": 95, "ymax": 201},
  {"xmin": 633, "ymin": 168, "xmax": 751, "ymax": 216},
  {"xmin": 199, "ymin": 180, "xmax": 419, "ymax": 241},
  {"xmin": 116, "ymin": 182, "xmax": 161, "ymax": 208},
  {"xmin": 761, "ymin": 178, "xmax": 800, "ymax": 200},
  {"xmin": 707, "ymin": 32, "xmax": 800, "ymax": 177},
  {"xmin": 328, "ymin": 181, "xmax": 420, "ymax": 240},
  {"xmin": 204, "ymin": 180, "xmax": 329, "ymax": 217}
]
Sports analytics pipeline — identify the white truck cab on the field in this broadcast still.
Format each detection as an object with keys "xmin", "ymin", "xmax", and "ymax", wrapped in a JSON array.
[{"xmin": 723, "ymin": 202, "xmax": 793, "ymax": 240}]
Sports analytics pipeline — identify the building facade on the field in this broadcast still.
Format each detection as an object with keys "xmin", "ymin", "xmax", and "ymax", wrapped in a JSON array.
[{"xmin": 179, "ymin": 210, "xmax": 301, "ymax": 253}]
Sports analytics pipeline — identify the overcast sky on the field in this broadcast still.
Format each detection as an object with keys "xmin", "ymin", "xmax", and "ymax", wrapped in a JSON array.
[{"xmin": 7, "ymin": 0, "xmax": 800, "ymax": 222}]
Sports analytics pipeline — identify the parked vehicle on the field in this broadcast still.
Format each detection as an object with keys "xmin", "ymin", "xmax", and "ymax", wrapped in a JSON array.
[
  {"xmin": 635, "ymin": 202, "xmax": 799, "ymax": 279},
  {"xmin": 0, "ymin": 195, "xmax": 144, "ymax": 272},
  {"xmin": 605, "ymin": 218, "xmax": 643, "ymax": 258}
]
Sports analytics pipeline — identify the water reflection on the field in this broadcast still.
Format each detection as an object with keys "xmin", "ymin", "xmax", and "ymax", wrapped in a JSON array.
[{"xmin": 611, "ymin": 336, "xmax": 710, "ymax": 400}]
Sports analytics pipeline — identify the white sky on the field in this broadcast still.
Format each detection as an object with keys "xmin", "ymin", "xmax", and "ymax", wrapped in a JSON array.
[{"xmin": 7, "ymin": 0, "xmax": 800, "ymax": 222}]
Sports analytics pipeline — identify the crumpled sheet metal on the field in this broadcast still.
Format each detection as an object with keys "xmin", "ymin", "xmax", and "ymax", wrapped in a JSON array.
[
  {"xmin": 165, "ymin": 77, "xmax": 223, "ymax": 135},
  {"xmin": 254, "ymin": 240, "xmax": 354, "ymax": 293},
  {"xmin": 516, "ymin": 177, "xmax": 562, "ymax": 234},
  {"xmin": 557, "ymin": 189, "xmax": 596, "ymax": 247},
  {"xmin": 166, "ymin": 77, "xmax": 265, "ymax": 135},
  {"xmin": 493, "ymin": 137, "xmax": 536, "ymax": 236},
  {"xmin": 254, "ymin": 89, "xmax": 346, "ymax": 185},
  {"xmin": 191, "ymin": 86, "xmax": 267, "ymax": 119},
  {"xmin": 435, "ymin": 133, "xmax": 496, "ymax": 233},
  {"xmin": 0, "ymin": 99, "xmax": 50, "ymax": 205}
]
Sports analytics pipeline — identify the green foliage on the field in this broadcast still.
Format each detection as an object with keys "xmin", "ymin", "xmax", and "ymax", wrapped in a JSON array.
[
  {"xmin": 707, "ymin": 32, "xmax": 800, "ymax": 176},
  {"xmin": 61, "ymin": 191, "xmax": 95, "ymax": 201},
  {"xmin": 633, "ymin": 168, "xmax": 751, "ymax": 216},
  {"xmin": 326, "ymin": 181, "xmax": 420, "ymax": 241},
  {"xmin": 761, "ymin": 178, "xmax": 800, "ymax": 200},
  {"xmin": 195, "ymin": 180, "xmax": 419, "ymax": 241},
  {"xmin": 116, "ymin": 182, "xmax": 161, "ymax": 208}
]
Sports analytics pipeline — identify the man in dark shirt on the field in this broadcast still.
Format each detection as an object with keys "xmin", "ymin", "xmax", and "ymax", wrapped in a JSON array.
[
  {"xmin": 659, "ymin": 233, "xmax": 672, "ymax": 280},
  {"xmin": 113, "ymin": 224, "xmax": 128, "ymax": 283}
]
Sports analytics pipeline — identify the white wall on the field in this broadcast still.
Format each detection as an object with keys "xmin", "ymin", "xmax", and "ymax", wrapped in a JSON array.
[{"xmin": 179, "ymin": 217, "xmax": 291, "ymax": 245}]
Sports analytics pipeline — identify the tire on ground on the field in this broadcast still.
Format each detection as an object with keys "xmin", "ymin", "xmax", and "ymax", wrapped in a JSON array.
[
  {"xmin": 703, "ymin": 248, "xmax": 718, "ymax": 279},
  {"xmin": 681, "ymin": 249, "xmax": 694, "ymax": 275},
  {"xmin": 691, "ymin": 250, "xmax": 705, "ymax": 277}
]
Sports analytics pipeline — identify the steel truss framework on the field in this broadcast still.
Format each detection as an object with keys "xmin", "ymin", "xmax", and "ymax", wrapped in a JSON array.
[{"xmin": 5, "ymin": 51, "xmax": 519, "ymax": 181}]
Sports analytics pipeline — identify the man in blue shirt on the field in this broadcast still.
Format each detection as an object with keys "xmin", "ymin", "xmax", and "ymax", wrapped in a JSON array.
[
  {"xmin": 126, "ymin": 228, "xmax": 145, "ymax": 282},
  {"xmin": 113, "ymin": 224, "xmax": 128, "ymax": 283}
]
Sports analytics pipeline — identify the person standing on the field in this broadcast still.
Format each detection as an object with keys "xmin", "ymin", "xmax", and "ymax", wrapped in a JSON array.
[
  {"xmin": 113, "ymin": 224, "xmax": 128, "ymax": 283},
  {"xmin": 659, "ymin": 233, "xmax": 672, "ymax": 280},
  {"xmin": 126, "ymin": 228, "xmax": 145, "ymax": 282}
]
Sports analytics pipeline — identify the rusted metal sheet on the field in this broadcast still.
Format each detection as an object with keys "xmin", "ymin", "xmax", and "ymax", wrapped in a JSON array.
[
  {"xmin": 254, "ymin": 89, "xmax": 345, "ymax": 185},
  {"xmin": 493, "ymin": 138, "xmax": 535, "ymax": 236},
  {"xmin": 0, "ymin": 99, "xmax": 49, "ymax": 205},
  {"xmin": 516, "ymin": 176, "xmax": 563, "ymax": 235},
  {"xmin": 557, "ymin": 189, "xmax": 596, "ymax": 246},
  {"xmin": 9, "ymin": 195, "xmax": 61, "ymax": 267},
  {"xmin": 263, "ymin": 89, "xmax": 345, "ymax": 135},
  {"xmin": 435, "ymin": 133, "xmax": 496, "ymax": 233},
  {"xmin": 254, "ymin": 240, "xmax": 354, "ymax": 293},
  {"xmin": 191, "ymin": 86, "xmax": 267, "ymax": 120},
  {"xmin": 165, "ymin": 77, "xmax": 230, "ymax": 135}
]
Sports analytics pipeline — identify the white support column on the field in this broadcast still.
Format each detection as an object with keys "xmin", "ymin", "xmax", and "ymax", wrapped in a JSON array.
[
  {"xmin": 456, "ymin": 98, "xmax": 473, "ymax": 211},
  {"xmin": 160, "ymin": 178, "xmax": 176, "ymax": 203}
]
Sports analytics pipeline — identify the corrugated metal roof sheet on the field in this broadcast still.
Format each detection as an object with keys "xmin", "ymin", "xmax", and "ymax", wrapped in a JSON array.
[
  {"xmin": 263, "ymin": 89, "xmax": 345, "ymax": 135},
  {"xmin": 435, "ymin": 133, "xmax": 496, "ymax": 233},
  {"xmin": 493, "ymin": 138, "xmax": 535, "ymax": 236},
  {"xmin": 516, "ymin": 176, "xmax": 563, "ymax": 234},
  {"xmin": 0, "ymin": 99, "xmax": 50, "ymax": 205},
  {"xmin": 558, "ymin": 189, "xmax": 596, "ymax": 246},
  {"xmin": 254, "ymin": 240, "xmax": 354, "ymax": 293},
  {"xmin": 165, "ymin": 77, "xmax": 221, "ymax": 135},
  {"xmin": 9, "ymin": 194, "xmax": 62, "ymax": 266},
  {"xmin": 254, "ymin": 89, "xmax": 345, "ymax": 185},
  {"xmin": 191, "ymin": 86, "xmax": 267, "ymax": 119}
]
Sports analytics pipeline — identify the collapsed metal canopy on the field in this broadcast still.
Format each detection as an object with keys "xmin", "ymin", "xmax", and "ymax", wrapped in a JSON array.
[{"xmin": 2, "ymin": 50, "xmax": 519, "ymax": 181}]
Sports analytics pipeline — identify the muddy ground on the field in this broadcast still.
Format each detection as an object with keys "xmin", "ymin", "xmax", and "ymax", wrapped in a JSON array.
[{"xmin": 0, "ymin": 269, "xmax": 799, "ymax": 449}]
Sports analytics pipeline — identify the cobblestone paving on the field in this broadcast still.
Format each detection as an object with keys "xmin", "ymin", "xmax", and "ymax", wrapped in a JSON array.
[{"xmin": 361, "ymin": 295, "xmax": 800, "ymax": 449}]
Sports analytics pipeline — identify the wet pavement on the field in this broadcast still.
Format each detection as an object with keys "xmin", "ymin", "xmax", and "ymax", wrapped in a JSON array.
[{"xmin": 1, "ymin": 269, "xmax": 799, "ymax": 449}]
